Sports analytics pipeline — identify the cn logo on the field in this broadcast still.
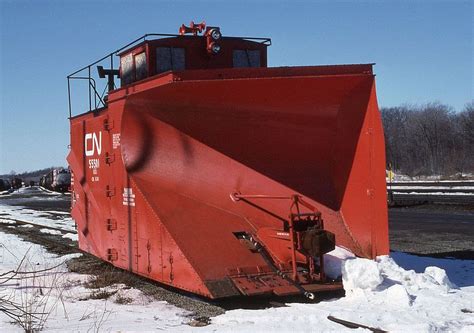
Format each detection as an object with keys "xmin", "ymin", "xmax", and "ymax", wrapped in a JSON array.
[{"xmin": 85, "ymin": 132, "xmax": 102, "ymax": 157}]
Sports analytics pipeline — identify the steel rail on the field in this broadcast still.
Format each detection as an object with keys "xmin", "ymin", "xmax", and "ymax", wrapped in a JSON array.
[
  {"xmin": 389, "ymin": 193, "xmax": 474, "ymax": 205},
  {"xmin": 386, "ymin": 181, "xmax": 474, "ymax": 205},
  {"xmin": 0, "ymin": 217, "xmax": 77, "ymax": 235},
  {"xmin": 390, "ymin": 188, "xmax": 474, "ymax": 194},
  {"xmin": 387, "ymin": 181, "xmax": 474, "ymax": 187}
]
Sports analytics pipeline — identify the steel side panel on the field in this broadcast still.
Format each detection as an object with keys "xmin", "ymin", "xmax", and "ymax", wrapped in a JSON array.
[
  {"xmin": 119, "ymin": 73, "xmax": 388, "ymax": 259},
  {"xmin": 339, "ymin": 84, "xmax": 390, "ymax": 256},
  {"xmin": 69, "ymin": 104, "xmax": 216, "ymax": 297},
  {"xmin": 120, "ymin": 110, "xmax": 361, "ymax": 279}
]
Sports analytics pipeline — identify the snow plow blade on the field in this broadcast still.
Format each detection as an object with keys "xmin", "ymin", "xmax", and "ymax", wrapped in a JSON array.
[
  {"xmin": 113, "ymin": 65, "xmax": 389, "ymax": 297},
  {"xmin": 68, "ymin": 29, "xmax": 388, "ymax": 298}
]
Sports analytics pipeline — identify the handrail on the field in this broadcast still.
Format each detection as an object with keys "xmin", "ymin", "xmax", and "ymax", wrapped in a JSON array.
[
  {"xmin": 67, "ymin": 32, "xmax": 272, "ymax": 118},
  {"xmin": 228, "ymin": 36, "xmax": 271, "ymax": 45},
  {"xmin": 67, "ymin": 32, "xmax": 271, "ymax": 78},
  {"xmin": 67, "ymin": 76, "xmax": 104, "ymax": 118},
  {"xmin": 67, "ymin": 33, "xmax": 182, "ymax": 78},
  {"xmin": 71, "ymin": 77, "xmax": 104, "ymax": 106}
]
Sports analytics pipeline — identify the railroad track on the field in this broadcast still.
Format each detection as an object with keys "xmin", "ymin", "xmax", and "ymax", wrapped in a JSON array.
[
  {"xmin": 387, "ymin": 181, "xmax": 474, "ymax": 205},
  {"xmin": 389, "ymin": 193, "xmax": 474, "ymax": 205},
  {"xmin": 0, "ymin": 217, "xmax": 77, "ymax": 235},
  {"xmin": 388, "ymin": 181, "xmax": 474, "ymax": 187},
  {"xmin": 388, "ymin": 188, "xmax": 473, "ymax": 194}
]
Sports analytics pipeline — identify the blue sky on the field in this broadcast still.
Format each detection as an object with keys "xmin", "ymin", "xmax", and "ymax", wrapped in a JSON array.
[{"xmin": 0, "ymin": 0, "xmax": 472, "ymax": 174}]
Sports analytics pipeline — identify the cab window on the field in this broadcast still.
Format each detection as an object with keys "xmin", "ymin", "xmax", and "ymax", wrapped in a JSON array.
[
  {"xmin": 233, "ymin": 50, "xmax": 261, "ymax": 68},
  {"xmin": 156, "ymin": 47, "xmax": 185, "ymax": 73},
  {"xmin": 121, "ymin": 53, "xmax": 134, "ymax": 85},
  {"xmin": 135, "ymin": 52, "xmax": 148, "ymax": 80},
  {"xmin": 120, "ymin": 52, "xmax": 148, "ymax": 86}
]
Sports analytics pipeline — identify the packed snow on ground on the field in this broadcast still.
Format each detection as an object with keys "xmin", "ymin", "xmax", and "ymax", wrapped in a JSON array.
[
  {"xmin": 2, "ymin": 232, "xmax": 473, "ymax": 332},
  {"xmin": 0, "ymin": 231, "xmax": 190, "ymax": 332},
  {"xmin": 1, "ymin": 210, "xmax": 473, "ymax": 332},
  {"xmin": 180, "ymin": 249, "xmax": 473, "ymax": 333}
]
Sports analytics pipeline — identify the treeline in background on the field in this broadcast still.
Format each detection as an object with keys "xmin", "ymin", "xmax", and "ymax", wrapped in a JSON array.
[{"xmin": 381, "ymin": 101, "xmax": 474, "ymax": 177}]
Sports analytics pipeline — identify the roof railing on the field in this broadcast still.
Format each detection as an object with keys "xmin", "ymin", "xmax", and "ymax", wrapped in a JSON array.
[{"xmin": 67, "ymin": 33, "xmax": 271, "ymax": 118}]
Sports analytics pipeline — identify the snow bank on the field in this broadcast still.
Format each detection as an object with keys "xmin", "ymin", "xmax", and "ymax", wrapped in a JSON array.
[
  {"xmin": 343, "ymin": 256, "xmax": 455, "ymax": 294},
  {"xmin": 183, "ymin": 253, "xmax": 474, "ymax": 333},
  {"xmin": 391, "ymin": 251, "xmax": 474, "ymax": 287},
  {"xmin": 342, "ymin": 258, "xmax": 383, "ymax": 292},
  {"xmin": 323, "ymin": 246, "xmax": 355, "ymax": 279}
]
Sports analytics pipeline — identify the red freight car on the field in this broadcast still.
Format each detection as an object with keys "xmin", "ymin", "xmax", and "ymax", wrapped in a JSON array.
[{"xmin": 67, "ymin": 22, "xmax": 389, "ymax": 299}]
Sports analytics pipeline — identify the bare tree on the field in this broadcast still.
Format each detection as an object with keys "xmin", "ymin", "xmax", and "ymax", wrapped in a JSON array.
[
  {"xmin": 381, "ymin": 106, "xmax": 410, "ymax": 171},
  {"xmin": 410, "ymin": 103, "xmax": 454, "ymax": 174},
  {"xmin": 381, "ymin": 101, "xmax": 474, "ymax": 177},
  {"xmin": 456, "ymin": 101, "xmax": 474, "ymax": 173},
  {"xmin": 0, "ymin": 247, "xmax": 68, "ymax": 332}
]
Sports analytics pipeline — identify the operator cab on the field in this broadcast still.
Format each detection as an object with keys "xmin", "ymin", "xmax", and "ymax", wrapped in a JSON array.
[
  {"xmin": 67, "ymin": 22, "xmax": 271, "ymax": 117},
  {"xmin": 117, "ymin": 22, "xmax": 269, "ymax": 87}
]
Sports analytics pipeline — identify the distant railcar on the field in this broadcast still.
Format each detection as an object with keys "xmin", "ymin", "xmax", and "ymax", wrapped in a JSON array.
[
  {"xmin": 0, "ymin": 179, "xmax": 12, "ymax": 192},
  {"xmin": 42, "ymin": 172, "xmax": 53, "ymax": 190},
  {"xmin": 54, "ymin": 169, "xmax": 71, "ymax": 192},
  {"xmin": 11, "ymin": 178, "xmax": 23, "ymax": 189},
  {"xmin": 40, "ymin": 169, "xmax": 71, "ymax": 193},
  {"xmin": 39, "ymin": 176, "xmax": 45, "ymax": 188}
]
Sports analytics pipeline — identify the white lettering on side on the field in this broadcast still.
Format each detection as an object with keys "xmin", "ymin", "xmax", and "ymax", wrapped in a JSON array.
[
  {"xmin": 112, "ymin": 133, "xmax": 121, "ymax": 149},
  {"xmin": 85, "ymin": 132, "xmax": 102, "ymax": 157},
  {"xmin": 123, "ymin": 188, "xmax": 136, "ymax": 206}
]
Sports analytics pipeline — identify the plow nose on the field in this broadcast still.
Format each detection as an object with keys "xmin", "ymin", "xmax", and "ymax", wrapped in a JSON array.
[
  {"xmin": 121, "ymin": 65, "xmax": 388, "ymax": 259},
  {"xmin": 117, "ymin": 65, "xmax": 388, "ymax": 297}
]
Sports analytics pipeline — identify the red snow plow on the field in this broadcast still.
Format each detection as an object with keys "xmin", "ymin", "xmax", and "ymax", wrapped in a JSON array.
[{"xmin": 67, "ymin": 22, "xmax": 389, "ymax": 298}]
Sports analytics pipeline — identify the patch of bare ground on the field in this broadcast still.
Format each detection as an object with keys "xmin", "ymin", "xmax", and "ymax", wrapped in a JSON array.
[
  {"xmin": 67, "ymin": 255, "xmax": 224, "ymax": 319},
  {"xmin": 114, "ymin": 294, "xmax": 134, "ymax": 305},
  {"xmin": 0, "ymin": 221, "xmax": 76, "ymax": 256}
]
